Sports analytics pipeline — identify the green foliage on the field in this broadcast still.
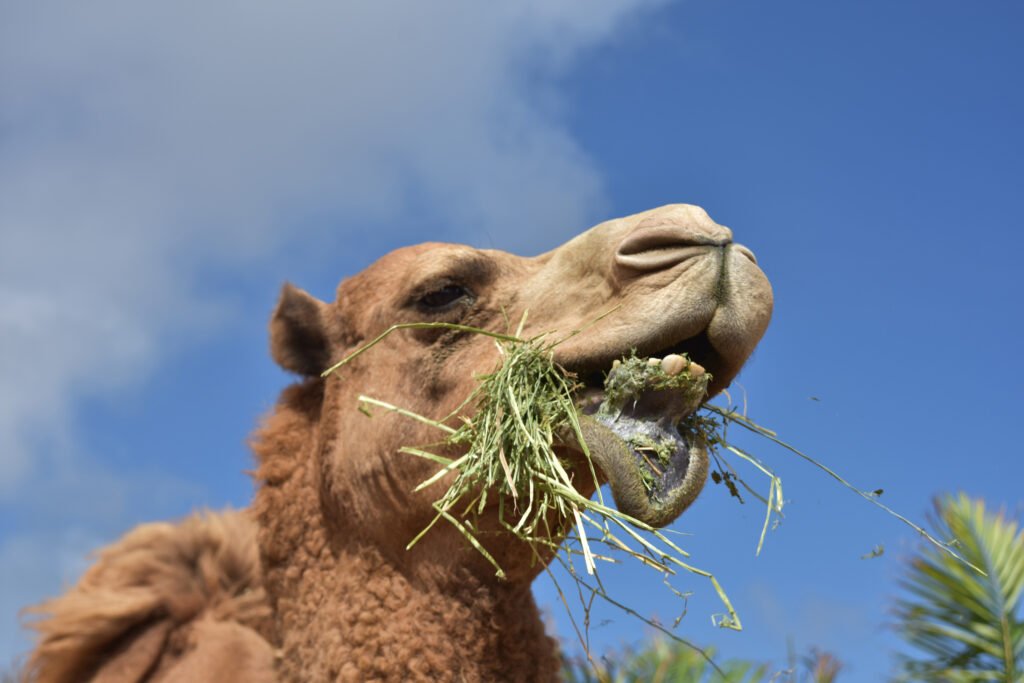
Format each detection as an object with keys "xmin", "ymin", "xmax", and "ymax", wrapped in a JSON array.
[
  {"xmin": 801, "ymin": 649, "xmax": 842, "ymax": 683},
  {"xmin": 562, "ymin": 641, "xmax": 768, "ymax": 683},
  {"xmin": 561, "ymin": 639, "xmax": 845, "ymax": 683},
  {"xmin": 894, "ymin": 493, "xmax": 1024, "ymax": 682}
]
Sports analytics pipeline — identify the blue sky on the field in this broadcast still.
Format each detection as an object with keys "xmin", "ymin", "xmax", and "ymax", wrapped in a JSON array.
[{"xmin": 2, "ymin": 1, "xmax": 1022, "ymax": 679}]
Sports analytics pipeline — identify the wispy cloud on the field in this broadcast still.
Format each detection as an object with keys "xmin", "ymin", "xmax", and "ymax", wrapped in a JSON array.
[{"xmin": 0, "ymin": 0, "xmax": 663, "ymax": 493}]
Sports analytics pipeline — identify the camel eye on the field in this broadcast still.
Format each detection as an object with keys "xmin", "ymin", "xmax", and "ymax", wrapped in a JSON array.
[{"xmin": 418, "ymin": 284, "xmax": 471, "ymax": 311}]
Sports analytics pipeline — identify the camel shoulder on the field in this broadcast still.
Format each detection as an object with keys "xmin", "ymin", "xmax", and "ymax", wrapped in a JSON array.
[{"xmin": 24, "ymin": 509, "xmax": 274, "ymax": 683}]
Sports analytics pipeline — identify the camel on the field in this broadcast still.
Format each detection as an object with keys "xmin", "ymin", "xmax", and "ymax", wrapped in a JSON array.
[{"xmin": 23, "ymin": 204, "xmax": 773, "ymax": 682}]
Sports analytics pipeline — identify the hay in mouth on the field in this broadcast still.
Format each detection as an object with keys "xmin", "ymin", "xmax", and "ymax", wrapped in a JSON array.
[{"xmin": 578, "ymin": 353, "xmax": 710, "ymax": 505}]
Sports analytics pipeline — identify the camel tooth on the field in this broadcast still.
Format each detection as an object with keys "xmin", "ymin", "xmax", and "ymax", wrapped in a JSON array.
[
  {"xmin": 647, "ymin": 357, "xmax": 661, "ymax": 367},
  {"xmin": 688, "ymin": 362, "xmax": 706, "ymax": 378},
  {"xmin": 612, "ymin": 359, "xmax": 621, "ymax": 369},
  {"xmin": 661, "ymin": 354, "xmax": 685, "ymax": 376}
]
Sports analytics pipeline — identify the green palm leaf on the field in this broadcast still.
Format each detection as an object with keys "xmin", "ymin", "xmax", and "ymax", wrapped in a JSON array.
[{"xmin": 894, "ymin": 493, "xmax": 1024, "ymax": 681}]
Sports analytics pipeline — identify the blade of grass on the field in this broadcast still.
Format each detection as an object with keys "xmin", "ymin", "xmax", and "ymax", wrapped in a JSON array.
[
  {"xmin": 358, "ymin": 396, "xmax": 457, "ymax": 434},
  {"xmin": 322, "ymin": 322, "xmax": 523, "ymax": 377},
  {"xmin": 705, "ymin": 404, "xmax": 985, "ymax": 575}
]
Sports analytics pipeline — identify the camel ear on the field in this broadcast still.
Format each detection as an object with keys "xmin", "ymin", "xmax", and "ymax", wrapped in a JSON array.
[{"xmin": 270, "ymin": 283, "xmax": 330, "ymax": 376}]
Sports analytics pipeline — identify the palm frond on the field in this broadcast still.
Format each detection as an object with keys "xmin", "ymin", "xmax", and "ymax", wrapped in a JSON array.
[{"xmin": 894, "ymin": 493, "xmax": 1024, "ymax": 681}]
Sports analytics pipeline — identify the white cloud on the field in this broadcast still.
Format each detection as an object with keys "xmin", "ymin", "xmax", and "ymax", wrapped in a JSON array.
[{"xmin": 0, "ymin": 0, "xmax": 666, "ymax": 494}]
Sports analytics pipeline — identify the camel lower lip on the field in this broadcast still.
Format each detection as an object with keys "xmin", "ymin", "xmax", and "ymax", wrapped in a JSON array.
[
  {"xmin": 575, "ymin": 355, "xmax": 711, "ymax": 506},
  {"xmin": 588, "ymin": 404, "xmax": 698, "ymax": 500}
]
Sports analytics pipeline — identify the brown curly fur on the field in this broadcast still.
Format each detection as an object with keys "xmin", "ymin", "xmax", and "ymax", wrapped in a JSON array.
[
  {"xmin": 22, "ymin": 205, "xmax": 773, "ymax": 683},
  {"xmin": 24, "ymin": 511, "xmax": 272, "ymax": 682}
]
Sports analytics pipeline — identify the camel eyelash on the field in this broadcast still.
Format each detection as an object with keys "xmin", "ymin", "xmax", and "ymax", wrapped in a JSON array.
[
  {"xmin": 418, "ymin": 284, "xmax": 473, "ymax": 310},
  {"xmin": 410, "ymin": 280, "xmax": 476, "ymax": 313}
]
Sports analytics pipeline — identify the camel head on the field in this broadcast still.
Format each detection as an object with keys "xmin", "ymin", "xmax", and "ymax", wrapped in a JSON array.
[{"xmin": 267, "ymin": 204, "xmax": 772, "ymax": 583}]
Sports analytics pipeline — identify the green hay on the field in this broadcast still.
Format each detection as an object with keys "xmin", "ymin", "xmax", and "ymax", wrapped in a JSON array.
[
  {"xmin": 355, "ymin": 335, "xmax": 736, "ymax": 621},
  {"xmin": 322, "ymin": 317, "xmax": 981, "ymax": 662},
  {"xmin": 600, "ymin": 354, "xmax": 708, "ymax": 410}
]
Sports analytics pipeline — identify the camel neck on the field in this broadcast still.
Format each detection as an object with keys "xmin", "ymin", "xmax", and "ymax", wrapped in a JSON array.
[
  {"xmin": 249, "ymin": 383, "xmax": 560, "ymax": 682},
  {"xmin": 261, "ymin": 538, "xmax": 560, "ymax": 682}
]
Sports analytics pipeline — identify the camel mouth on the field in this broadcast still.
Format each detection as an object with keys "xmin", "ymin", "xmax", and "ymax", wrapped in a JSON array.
[
  {"xmin": 572, "ymin": 328, "xmax": 733, "ymax": 400},
  {"xmin": 569, "ymin": 353, "xmax": 711, "ymax": 526},
  {"xmin": 555, "ymin": 309, "xmax": 762, "ymax": 525}
]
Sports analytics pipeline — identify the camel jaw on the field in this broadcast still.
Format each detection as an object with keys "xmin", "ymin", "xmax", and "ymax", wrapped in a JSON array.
[{"xmin": 571, "ymin": 354, "xmax": 711, "ymax": 527}]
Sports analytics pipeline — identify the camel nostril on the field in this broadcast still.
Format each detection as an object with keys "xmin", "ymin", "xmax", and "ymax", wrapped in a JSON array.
[
  {"xmin": 615, "ymin": 224, "xmax": 730, "ymax": 273},
  {"xmin": 733, "ymin": 244, "xmax": 758, "ymax": 265}
]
